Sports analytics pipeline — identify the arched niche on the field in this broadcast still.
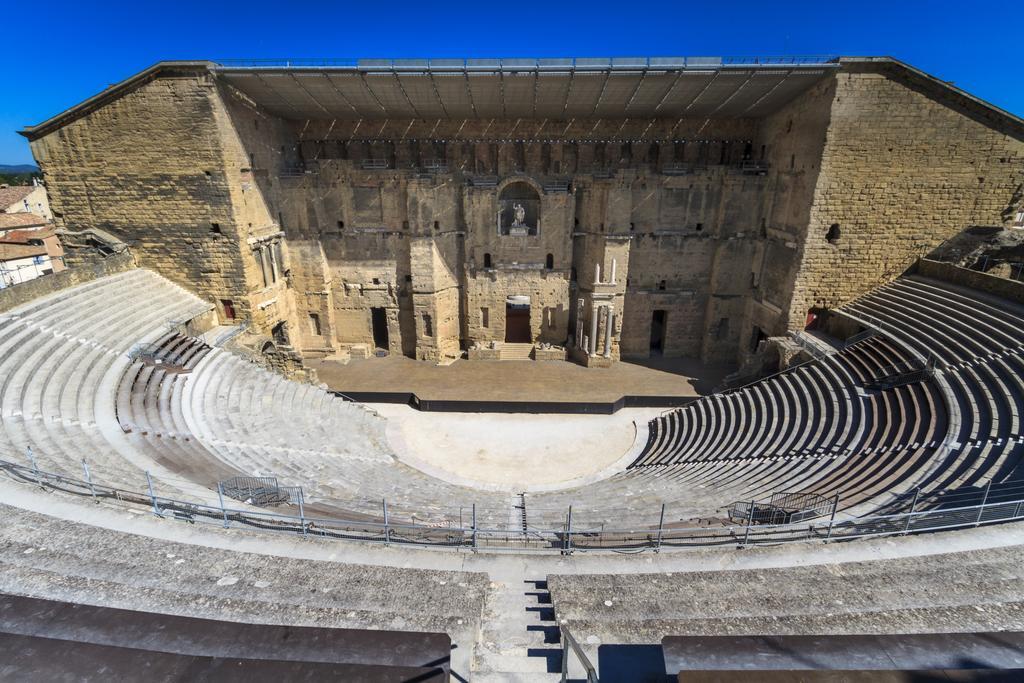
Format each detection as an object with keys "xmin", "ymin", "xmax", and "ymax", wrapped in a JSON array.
[{"xmin": 497, "ymin": 179, "xmax": 541, "ymax": 236}]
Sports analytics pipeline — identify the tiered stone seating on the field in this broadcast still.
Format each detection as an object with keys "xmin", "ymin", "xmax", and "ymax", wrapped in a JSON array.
[
  {"xmin": 547, "ymin": 543, "xmax": 1024, "ymax": 666},
  {"xmin": 846, "ymin": 276, "xmax": 1024, "ymax": 504},
  {"xmin": 5, "ymin": 268, "xmax": 1024, "ymax": 533},
  {"xmin": 0, "ymin": 502, "xmax": 487, "ymax": 678},
  {"xmin": 0, "ymin": 270, "xmax": 215, "ymax": 500},
  {"xmin": 630, "ymin": 333, "xmax": 946, "ymax": 513},
  {"xmin": 624, "ymin": 274, "xmax": 1024, "ymax": 516},
  {"xmin": 0, "ymin": 592, "xmax": 453, "ymax": 681}
]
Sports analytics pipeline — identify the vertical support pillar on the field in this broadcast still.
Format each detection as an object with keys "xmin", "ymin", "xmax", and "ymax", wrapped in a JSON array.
[
  {"xmin": 589, "ymin": 309, "xmax": 599, "ymax": 356},
  {"xmin": 82, "ymin": 459, "xmax": 97, "ymax": 501},
  {"xmin": 383, "ymin": 498, "xmax": 391, "ymax": 545},
  {"xmin": 145, "ymin": 471, "xmax": 159, "ymax": 515},
  {"xmin": 825, "ymin": 493, "xmax": 840, "ymax": 539},
  {"xmin": 564, "ymin": 505, "xmax": 573, "ymax": 555},
  {"xmin": 298, "ymin": 488, "xmax": 307, "ymax": 537},
  {"xmin": 594, "ymin": 263, "xmax": 601, "ymax": 284},
  {"xmin": 903, "ymin": 488, "xmax": 920, "ymax": 534},
  {"xmin": 603, "ymin": 308, "xmax": 614, "ymax": 358},
  {"xmin": 575, "ymin": 299, "xmax": 585, "ymax": 348},
  {"xmin": 26, "ymin": 447, "xmax": 40, "ymax": 487},
  {"xmin": 655, "ymin": 503, "xmax": 666, "ymax": 552},
  {"xmin": 976, "ymin": 480, "xmax": 992, "ymax": 526},
  {"xmin": 610, "ymin": 258, "xmax": 617, "ymax": 283},
  {"xmin": 742, "ymin": 501, "xmax": 754, "ymax": 546},
  {"xmin": 472, "ymin": 503, "xmax": 478, "ymax": 551},
  {"xmin": 217, "ymin": 483, "xmax": 230, "ymax": 528}
]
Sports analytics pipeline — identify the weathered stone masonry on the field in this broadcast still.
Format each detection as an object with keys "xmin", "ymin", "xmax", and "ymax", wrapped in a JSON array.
[{"xmin": 21, "ymin": 58, "xmax": 1024, "ymax": 367}]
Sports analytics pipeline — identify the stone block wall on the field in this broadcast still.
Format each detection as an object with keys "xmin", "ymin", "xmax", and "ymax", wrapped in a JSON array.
[
  {"xmin": 25, "ymin": 61, "xmax": 1024, "ymax": 370},
  {"xmin": 786, "ymin": 68, "xmax": 1024, "ymax": 327},
  {"xmin": 29, "ymin": 70, "xmax": 252, "ymax": 317},
  {"xmin": 0, "ymin": 251, "xmax": 135, "ymax": 314}
]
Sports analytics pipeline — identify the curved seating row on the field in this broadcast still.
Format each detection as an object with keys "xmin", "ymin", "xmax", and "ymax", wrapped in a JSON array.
[
  {"xmin": 630, "ymin": 274, "xmax": 1024, "ymax": 516},
  {"xmin": 631, "ymin": 333, "xmax": 946, "ymax": 512},
  {"xmin": 0, "ymin": 269, "xmax": 215, "ymax": 500},
  {"xmin": 6, "ymin": 268, "xmax": 1024, "ymax": 532}
]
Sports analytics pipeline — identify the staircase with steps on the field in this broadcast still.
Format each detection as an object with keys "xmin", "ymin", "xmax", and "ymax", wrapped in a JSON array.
[
  {"xmin": 498, "ymin": 343, "xmax": 534, "ymax": 361},
  {"xmin": 471, "ymin": 575, "xmax": 563, "ymax": 682}
]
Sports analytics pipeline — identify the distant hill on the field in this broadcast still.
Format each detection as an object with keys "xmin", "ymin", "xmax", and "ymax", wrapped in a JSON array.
[{"xmin": 0, "ymin": 164, "xmax": 41, "ymax": 186}]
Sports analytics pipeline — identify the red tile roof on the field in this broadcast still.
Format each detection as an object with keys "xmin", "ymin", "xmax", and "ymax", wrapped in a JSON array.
[
  {"xmin": 0, "ymin": 213, "xmax": 49, "ymax": 230},
  {"xmin": 0, "ymin": 185, "xmax": 36, "ymax": 209}
]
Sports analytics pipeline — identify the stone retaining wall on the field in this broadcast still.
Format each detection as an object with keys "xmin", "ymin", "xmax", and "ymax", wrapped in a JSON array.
[
  {"xmin": 0, "ymin": 252, "xmax": 136, "ymax": 314},
  {"xmin": 915, "ymin": 258, "xmax": 1024, "ymax": 305}
]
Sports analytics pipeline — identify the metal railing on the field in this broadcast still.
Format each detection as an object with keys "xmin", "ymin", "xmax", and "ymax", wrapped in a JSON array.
[
  {"xmin": 3, "ymin": 456, "xmax": 1024, "ymax": 554},
  {"xmin": 561, "ymin": 626, "xmax": 599, "ymax": 682},
  {"xmin": 972, "ymin": 256, "xmax": 1024, "ymax": 282},
  {"xmin": 214, "ymin": 56, "xmax": 839, "ymax": 71}
]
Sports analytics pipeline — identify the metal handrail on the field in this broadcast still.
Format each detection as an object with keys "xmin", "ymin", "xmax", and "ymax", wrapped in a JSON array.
[
  {"xmin": 560, "ymin": 626, "xmax": 599, "ymax": 682},
  {"xmin": 213, "ymin": 56, "xmax": 840, "ymax": 71},
  {"xmin": 3, "ymin": 455, "xmax": 1024, "ymax": 554}
]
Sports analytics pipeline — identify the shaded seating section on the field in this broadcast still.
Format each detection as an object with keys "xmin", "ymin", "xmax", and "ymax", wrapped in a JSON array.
[
  {"xmin": 632, "ymin": 332, "xmax": 947, "ymax": 512},
  {"xmin": 0, "ymin": 592, "xmax": 451, "ymax": 681},
  {"xmin": 845, "ymin": 275, "xmax": 1024, "ymax": 506},
  {"xmin": 547, "ymin": 543, "xmax": 1024, "ymax": 680},
  {"xmin": 631, "ymin": 273, "xmax": 1024, "ymax": 516},
  {"xmin": 663, "ymin": 633, "xmax": 1024, "ymax": 679}
]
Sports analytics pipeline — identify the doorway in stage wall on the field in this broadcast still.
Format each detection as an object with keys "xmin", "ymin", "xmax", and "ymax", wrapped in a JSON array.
[
  {"xmin": 650, "ymin": 309, "xmax": 667, "ymax": 354},
  {"xmin": 371, "ymin": 307, "xmax": 389, "ymax": 350},
  {"xmin": 505, "ymin": 303, "xmax": 532, "ymax": 343}
]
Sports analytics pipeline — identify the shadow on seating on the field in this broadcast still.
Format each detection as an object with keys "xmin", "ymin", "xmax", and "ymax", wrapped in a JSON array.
[{"xmin": 597, "ymin": 643, "xmax": 669, "ymax": 682}]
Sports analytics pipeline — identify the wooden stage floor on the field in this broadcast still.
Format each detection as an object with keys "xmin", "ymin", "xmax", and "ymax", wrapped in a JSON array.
[{"xmin": 307, "ymin": 355, "xmax": 733, "ymax": 403}]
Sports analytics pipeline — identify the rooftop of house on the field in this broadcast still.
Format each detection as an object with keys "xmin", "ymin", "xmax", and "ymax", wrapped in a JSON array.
[
  {"xmin": 0, "ymin": 213, "xmax": 49, "ymax": 230},
  {"xmin": 0, "ymin": 220, "xmax": 56, "ymax": 262},
  {"xmin": 0, "ymin": 185, "xmax": 37, "ymax": 209}
]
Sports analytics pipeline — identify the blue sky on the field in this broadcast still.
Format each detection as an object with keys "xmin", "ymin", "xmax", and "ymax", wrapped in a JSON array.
[{"xmin": 2, "ymin": 0, "xmax": 1021, "ymax": 165}]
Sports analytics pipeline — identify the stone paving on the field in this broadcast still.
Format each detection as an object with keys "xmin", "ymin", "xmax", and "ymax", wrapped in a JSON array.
[{"xmin": 308, "ymin": 354, "xmax": 732, "ymax": 403}]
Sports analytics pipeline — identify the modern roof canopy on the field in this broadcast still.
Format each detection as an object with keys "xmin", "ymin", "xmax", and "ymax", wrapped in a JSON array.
[
  {"xmin": 19, "ymin": 57, "xmax": 1024, "ymax": 140},
  {"xmin": 215, "ymin": 57, "xmax": 837, "ymax": 120}
]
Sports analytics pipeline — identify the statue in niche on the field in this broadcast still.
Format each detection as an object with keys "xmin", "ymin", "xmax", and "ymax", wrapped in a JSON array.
[
  {"xmin": 512, "ymin": 203, "xmax": 527, "ymax": 228},
  {"xmin": 497, "ymin": 181, "xmax": 540, "ymax": 236}
]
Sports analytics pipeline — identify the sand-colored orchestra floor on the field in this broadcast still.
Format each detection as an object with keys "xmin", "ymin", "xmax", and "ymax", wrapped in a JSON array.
[
  {"xmin": 372, "ymin": 404, "xmax": 665, "ymax": 490},
  {"xmin": 307, "ymin": 355, "xmax": 731, "ymax": 489}
]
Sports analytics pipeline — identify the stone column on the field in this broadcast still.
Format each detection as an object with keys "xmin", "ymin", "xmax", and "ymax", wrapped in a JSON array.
[
  {"xmin": 590, "ymin": 307, "xmax": 599, "ymax": 356},
  {"xmin": 610, "ymin": 258, "xmax": 617, "ymax": 284},
  {"xmin": 575, "ymin": 298, "xmax": 585, "ymax": 348},
  {"xmin": 603, "ymin": 307, "xmax": 614, "ymax": 357}
]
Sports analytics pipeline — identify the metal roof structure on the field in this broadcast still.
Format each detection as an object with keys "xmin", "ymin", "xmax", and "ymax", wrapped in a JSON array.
[
  {"xmin": 215, "ymin": 57, "xmax": 838, "ymax": 120},
  {"xmin": 19, "ymin": 57, "xmax": 1024, "ymax": 140}
]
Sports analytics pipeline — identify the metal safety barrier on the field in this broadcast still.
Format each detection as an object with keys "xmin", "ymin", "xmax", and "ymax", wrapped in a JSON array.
[
  {"xmin": 2, "ymin": 455, "xmax": 1024, "ymax": 554},
  {"xmin": 213, "ymin": 56, "xmax": 840, "ymax": 71}
]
